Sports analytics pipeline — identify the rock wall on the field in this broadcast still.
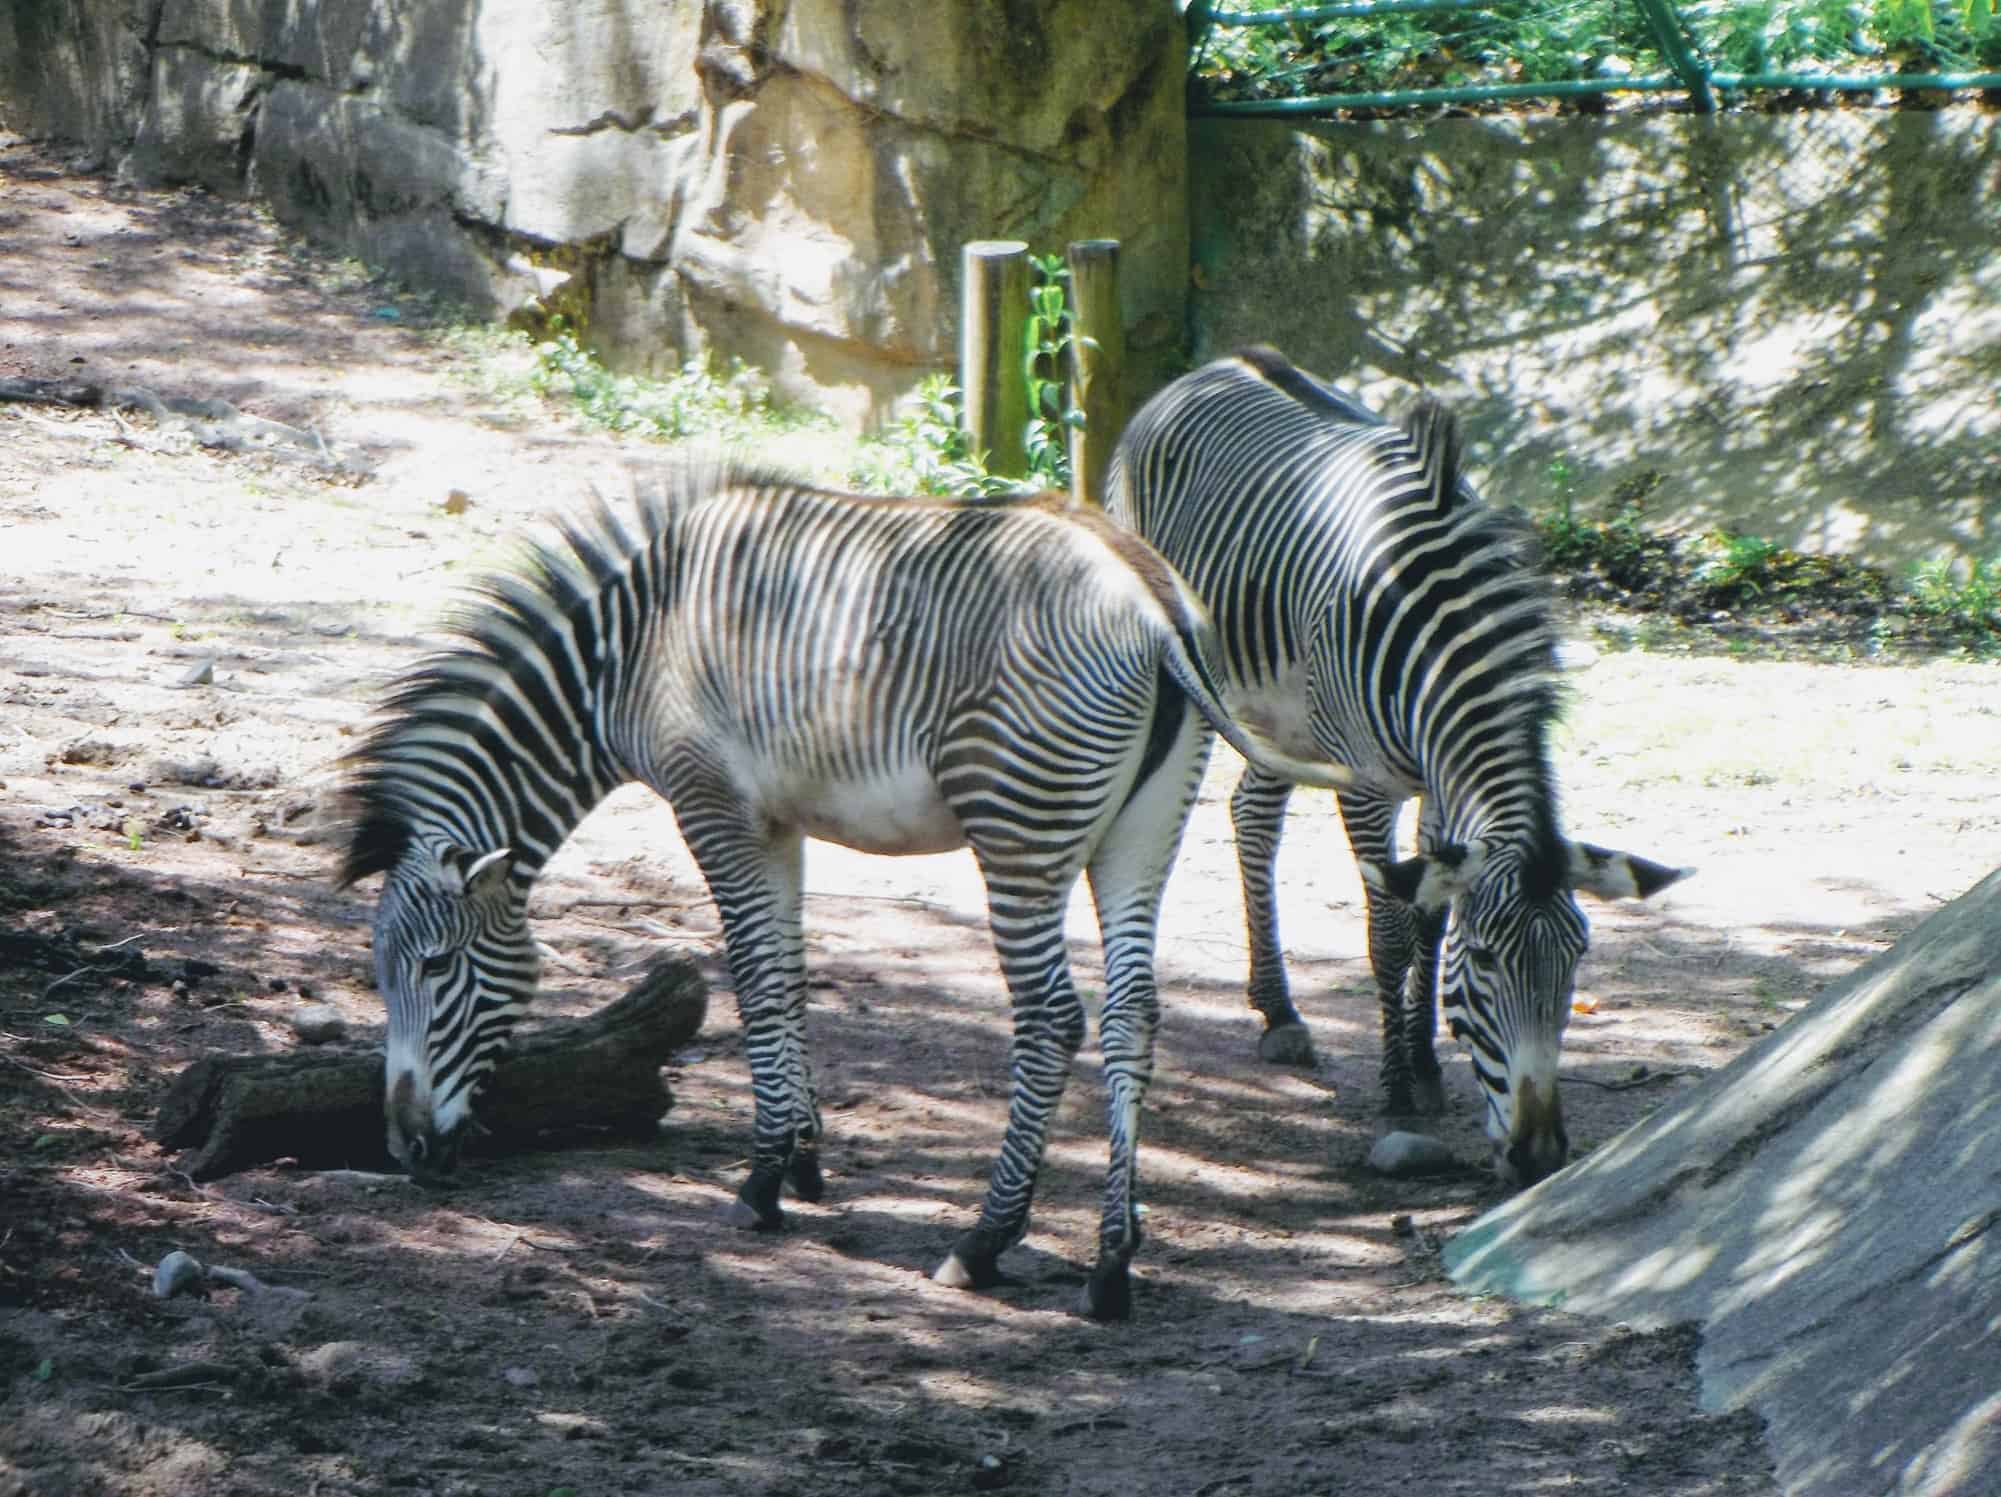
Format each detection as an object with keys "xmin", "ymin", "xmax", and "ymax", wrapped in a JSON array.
[
  {"xmin": 1190, "ymin": 112, "xmax": 2001, "ymax": 570},
  {"xmin": 0, "ymin": 0, "xmax": 1188, "ymax": 428},
  {"xmin": 8, "ymin": 4, "xmax": 1996, "ymax": 564}
]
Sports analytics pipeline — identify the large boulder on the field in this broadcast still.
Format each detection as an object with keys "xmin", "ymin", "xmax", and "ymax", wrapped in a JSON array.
[{"xmin": 1446, "ymin": 868, "xmax": 2001, "ymax": 1497}]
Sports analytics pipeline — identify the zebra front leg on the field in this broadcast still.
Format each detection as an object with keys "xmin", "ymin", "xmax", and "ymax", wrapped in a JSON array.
[
  {"xmin": 1338, "ymin": 792, "xmax": 1424, "ymax": 1114},
  {"xmin": 1402, "ymin": 904, "xmax": 1447, "ymax": 1115},
  {"xmin": 1232, "ymin": 766, "xmax": 1310, "ymax": 1065},
  {"xmin": 933, "ymin": 887, "xmax": 1085, "ymax": 1296},
  {"xmin": 672, "ymin": 798, "xmax": 812, "ymax": 1232}
]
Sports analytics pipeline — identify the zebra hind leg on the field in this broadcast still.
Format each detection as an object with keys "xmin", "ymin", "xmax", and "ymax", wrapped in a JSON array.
[
  {"xmin": 932, "ymin": 877, "xmax": 1086, "ymax": 1298},
  {"xmin": 786, "ymin": 1072, "xmax": 826, "ymax": 1202},
  {"xmin": 1072, "ymin": 705, "xmax": 1206, "ymax": 1320},
  {"xmin": 1231, "ymin": 767, "xmax": 1312, "ymax": 1065}
]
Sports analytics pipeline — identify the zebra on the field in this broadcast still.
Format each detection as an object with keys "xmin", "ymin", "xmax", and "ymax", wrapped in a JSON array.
[
  {"xmin": 336, "ymin": 457, "xmax": 1364, "ymax": 1320},
  {"xmin": 1103, "ymin": 347, "xmax": 1688, "ymax": 1186}
]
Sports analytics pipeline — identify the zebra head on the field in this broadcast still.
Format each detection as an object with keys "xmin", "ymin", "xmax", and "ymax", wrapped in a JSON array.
[
  {"xmin": 373, "ymin": 840, "xmax": 537, "ymax": 1180},
  {"xmin": 1364, "ymin": 839, "xmax": 1688, "ymax": 1187}
]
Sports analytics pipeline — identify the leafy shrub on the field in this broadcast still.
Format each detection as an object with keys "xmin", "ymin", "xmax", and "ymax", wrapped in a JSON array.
[
  {"xmin": 848, "ymin": 375, "xmax": 1016, "ymax": 499},
  {"xmin": 527, "ymin": 320, "xmax": 812, "ymax": 444}
]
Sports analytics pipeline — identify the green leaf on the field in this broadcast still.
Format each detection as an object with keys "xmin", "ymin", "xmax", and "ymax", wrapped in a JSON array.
[
  {"xmin": 33, "ymin": 1358, "xmax": 54, "ymax": 1382},
  {"xmin": 43, "ymin": 1014, "xmax": 70, "ymax": 1027}
]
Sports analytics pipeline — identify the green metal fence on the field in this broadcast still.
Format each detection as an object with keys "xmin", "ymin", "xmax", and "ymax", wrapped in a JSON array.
[{"xmin": 1188, "ymin": 0, "xmax": 2001, "ymax": 115}]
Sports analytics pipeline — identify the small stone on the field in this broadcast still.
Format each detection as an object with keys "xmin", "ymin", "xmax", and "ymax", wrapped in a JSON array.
[
  {"xmin": 1366, "ymin": 1131, "xmax": 1458, "ymax": 1177},
  {"xmin": 1554, "ymin": 638, "xmax": 1601, "ymax": 672},
  {"xmin": 176, "ymin": 657, "xmax": 215, "ymax": 689},
  {"xmin": 972, "ymin": 1454, "xmax": 1012, "ymax": 1490},
  {"xmin": 299, "ymin": 1341, "xmax": 423, "ymax": 1390},
  {"xmin": 153, "ymin": 1249, "xmax": 205, "ymax": 1299},
  {"xmin": 289, "ymin": 1004, "xmax": 346, "ymax": 1045},
  {"xmin": 1390, "ymin": 1213, "xmax": 1416, "ymax": 1238},
  {"xmin": 502, "ymin": 1365, "xmax": 539, "ymax": 1389}
]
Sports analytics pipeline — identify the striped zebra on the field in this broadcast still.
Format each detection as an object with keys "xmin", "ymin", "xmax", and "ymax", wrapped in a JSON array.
[
  {"xmin": 1104, "ymin": 348, "xmax": 1688, "ymax": 1186},
  {"xmin": 336, "ymin": 458, "xmax": 1362, "ymax": 1320}
]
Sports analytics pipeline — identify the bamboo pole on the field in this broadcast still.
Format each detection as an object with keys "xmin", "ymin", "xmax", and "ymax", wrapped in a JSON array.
[
  {"xmin": 960, "ymin": 240, "xmax": 1031, "ymax": 479},
  {"xmin": 1064, "ymin": 238, "xmax": 1125, "ymax": 509}
]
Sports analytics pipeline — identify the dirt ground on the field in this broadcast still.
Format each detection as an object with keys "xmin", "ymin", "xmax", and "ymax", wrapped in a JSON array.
[{"xmin": 4, "ymin": 139, "xmax": 1999, "ymax": 1497}]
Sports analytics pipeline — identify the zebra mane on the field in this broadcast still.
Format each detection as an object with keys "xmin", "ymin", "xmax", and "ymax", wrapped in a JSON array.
[
  {"xmin": 1460, "ymin": 510, "xmax": 1570, "ymax": 877},
  {"xmin": 1381, "ymin": 399, "xmax": 1570, "ymax": 868},
  {"xmin": 334, "ymin": 455, "xmax": 791, "ymax": 887}
]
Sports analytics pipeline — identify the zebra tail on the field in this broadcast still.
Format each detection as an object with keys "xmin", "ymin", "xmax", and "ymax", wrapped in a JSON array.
[{"xmin": 1157, "ymin": 614, "xmax": 1361, "ymax": 793}]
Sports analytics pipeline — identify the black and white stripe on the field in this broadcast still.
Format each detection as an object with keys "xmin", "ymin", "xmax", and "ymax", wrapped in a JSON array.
[
  {"xmin": 339, "ymin": 457, "xmax": 1359, "ymax": 1318},
  {"xmin": 1106, "ymin": 348, "xmax": 1686, "ymax": 1185}
]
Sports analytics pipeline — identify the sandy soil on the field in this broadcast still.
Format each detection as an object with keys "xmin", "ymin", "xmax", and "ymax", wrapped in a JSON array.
[{"xmin": 5, "ymin": 140, "xmax": 1998, "ymax": 1497}]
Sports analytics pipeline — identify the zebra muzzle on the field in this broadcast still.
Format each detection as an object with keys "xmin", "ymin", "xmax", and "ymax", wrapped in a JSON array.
[{"xmin": 1501, "ymin": 1074, "xmax": 1569, "ymax": 1187}]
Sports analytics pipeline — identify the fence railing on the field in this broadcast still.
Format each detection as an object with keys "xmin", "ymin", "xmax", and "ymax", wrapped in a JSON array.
[{"xmin": 1188, "ymin": 0, "xmax": 2001, "ymax": 116}]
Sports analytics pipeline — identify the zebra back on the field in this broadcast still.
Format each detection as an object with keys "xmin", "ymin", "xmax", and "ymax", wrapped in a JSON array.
[
  {"xmin": 1107, "ymin": 350, "xmax": 1562, "ymax": 850},
  {"xmin": 337, "ymin": 459, "xmax": 1360, "ymax": 889}
]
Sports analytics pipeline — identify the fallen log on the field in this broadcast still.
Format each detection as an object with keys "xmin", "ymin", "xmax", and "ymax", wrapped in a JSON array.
[{"xmin": 155, "ymin": 957, "xmax": 708, "ymax": 1180}]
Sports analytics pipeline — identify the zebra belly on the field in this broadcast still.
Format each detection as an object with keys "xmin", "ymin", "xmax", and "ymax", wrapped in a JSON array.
[{"xmin": 780, "ymin": 763, "xmax": 967, "ymax": 857}]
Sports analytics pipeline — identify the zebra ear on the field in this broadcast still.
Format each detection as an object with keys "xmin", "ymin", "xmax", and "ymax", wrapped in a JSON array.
[
  {"xmin": 1400, "ymin": 395, "xmax": 1463, "ymax": 511},
  {"xmin": 1568, "ymin": 842, "xmax": 1692, "ymax": 901},
  {"xmin": 1359, "ymin": 842, "xmax": 1483, "ymax": 916},
  {"xmin": 440, "ymin": 845, "xmax": 515, "ymax": 901}
]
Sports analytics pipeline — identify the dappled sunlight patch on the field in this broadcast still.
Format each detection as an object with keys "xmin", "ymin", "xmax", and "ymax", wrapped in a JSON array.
[{"xmin": 1512, "ymin": 1402, "xmax": 1625, "ymax": 1429}]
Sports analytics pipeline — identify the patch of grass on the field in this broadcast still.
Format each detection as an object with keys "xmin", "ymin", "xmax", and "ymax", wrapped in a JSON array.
[{"xmin": 525, "ymin": 319, "xmax": 828, "ymax": 445}]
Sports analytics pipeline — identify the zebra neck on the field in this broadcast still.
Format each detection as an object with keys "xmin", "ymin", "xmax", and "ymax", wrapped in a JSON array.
[
  {"xmin": 1430, "ymin": 749, "xmax": 1562, "ymax": 857},
  {"xmin": 388, "ymin": 636, "xmax": 633, "ymax": 882}
]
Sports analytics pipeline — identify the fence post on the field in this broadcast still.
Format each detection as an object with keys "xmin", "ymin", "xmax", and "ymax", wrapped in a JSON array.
[
  {"xmin": 1629, "ymin": 0, "xmax": 1715, "ymax": 111},
  {"xmin": 1064, "ymin": 238, "xmax": 1125, "ymax": 509},
  {"xmin": 960, "ymin": 240, "xmax": 1031, "ymax": 479}
]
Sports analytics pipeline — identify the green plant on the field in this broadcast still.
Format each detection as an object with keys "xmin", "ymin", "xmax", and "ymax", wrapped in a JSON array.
[
  {"xmin": 1022, "ymin": 253, "xmax": 1090, "ymax": 491},
  {"xmin": 1191, "ymin": 0, "xmax": 2001, "ymax": 103},
  {"xmin": 1694, "ymin": 531, "xmax": 1782, "ymax": 597},
  {"xmin": 1907, "ymin": 555, "xmax": 2001, "ymax": 633},
  {"xmin": 1534, "ymin": 490, "xmax": 1654, "ymax": 584},
  {"xmin": 1537, "ymin": 455, "xmax": 1596, "ymax": 568},
  {"xmin": 527, "ymin": 319, "xmax": 818, "ymax": 444},
  {"xmin": 848, "ymin": 374, "xmax": 1013, "ymax": 500}
]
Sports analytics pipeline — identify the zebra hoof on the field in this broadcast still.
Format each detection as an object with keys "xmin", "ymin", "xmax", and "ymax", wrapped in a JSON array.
[
  {"xmin": 1077, "ymin": 1260, "xmax": 1133, "ymax": 1322},
  {"xmin": 1410, "ymin": 1070, "xmax": 1447, "ymax": 1116},
  {"xmin": 787, "ymin": 1150, "xmax": 825, "ymax": 1203},
  {"xmin": 932, "ymin": 1252, "xmax": 992, "ymax": 1291},
  {"xmin": 723, "ymin": 1194, "xmax": 785, "ymax": 1233},
  {"xmin": 932, "ymin": 1242, "xmax": 1008, "ymax": 1292},
  {"xmin": 1257, "ymin": 1022, "xmax": 1317, "ymax": 1068}
]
